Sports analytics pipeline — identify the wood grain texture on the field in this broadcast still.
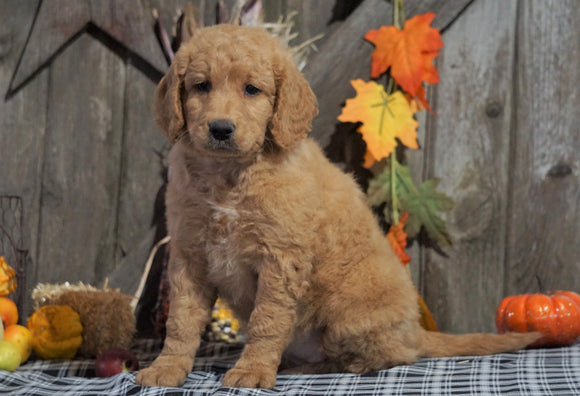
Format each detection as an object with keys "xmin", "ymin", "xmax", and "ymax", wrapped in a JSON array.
[
  {"xmin": 506, "ymin": 0, "xmax": 580, "ymax": 294},
  {"xmin": 9, "ymin": 0, "xmax": 88, "ymax": 92},
  {"xmin": 37, "ymin": 34, "xmax": 125, "ymax": 284},
  {"xmin": 0, "ymin": 0, "xmax": 47, "ymax": 320},
  {"xmin": 282, "ymin": 0, "xmax": 336, "ymax": 49},
  {"xmin": 114, "ymin": 65, "xmax": 167, "ymax": 285},
  {"xmin": 10, "ymin": 0, "xmax": 166, "ymax": 94},
  {"xmin": 3, "ymin": 0, "xmax": 171, "ymax": 307},
  {"xmin": 87, "ymin": 0, "xmax": 167, "ymax": 73},
  {"xmin": 421, "ymin": 0, "xmax": 518, "ymax": 333}
]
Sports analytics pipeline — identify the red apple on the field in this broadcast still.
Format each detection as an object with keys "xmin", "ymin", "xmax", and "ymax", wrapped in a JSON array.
[{"xmin": 95, "ymin": 348, "xmax": 139, "ymax": 377}]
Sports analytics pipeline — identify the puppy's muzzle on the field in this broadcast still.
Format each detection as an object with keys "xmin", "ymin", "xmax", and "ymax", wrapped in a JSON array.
[{"xmin": 209, "ymin": 119, "xmax": 236, "ymax": 141}]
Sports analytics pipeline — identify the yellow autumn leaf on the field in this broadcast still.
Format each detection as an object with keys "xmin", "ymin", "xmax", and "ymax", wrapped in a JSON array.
[{"xmin": 338, "ymin": 79, "xmax": 418, "ymax": 164}]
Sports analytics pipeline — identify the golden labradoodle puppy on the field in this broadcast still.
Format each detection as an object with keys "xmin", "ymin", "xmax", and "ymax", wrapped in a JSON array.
[{"xmin": 137, "ymin": 25, "xmax": 539, "ymax": 389}]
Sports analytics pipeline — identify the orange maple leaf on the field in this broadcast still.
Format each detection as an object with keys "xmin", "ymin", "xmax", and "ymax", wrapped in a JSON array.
[
  {"xmin": 387, "ymin": 212, "xmax": 411, "ymax": 265},
  {"xmin": 407, "ymin": 85, "xmax": 433, "ymax": 114},
  {"xmin": 365, "ymin": 12, "xmax": 443, "ymax": 98},
  {"xmin": 338, "ymin": 79, "xmax": 418, "ymax": 163}
]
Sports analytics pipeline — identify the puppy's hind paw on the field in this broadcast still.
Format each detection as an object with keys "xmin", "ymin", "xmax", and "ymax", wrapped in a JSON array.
[
  {"xmin": 136, "ymin": 365, "xmax": 188, "ymax": 388},
  {"xmin": 222, "ymin": 366, "xmax": 277, "ymax": 389}
]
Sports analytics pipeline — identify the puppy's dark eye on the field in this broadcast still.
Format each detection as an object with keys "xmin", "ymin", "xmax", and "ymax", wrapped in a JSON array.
[
  {"xmin": 195, "ymin": 81, "xmax": 211, "ymax": 93},
  {"xmin": 244, "ymin": 84, "xmax": 261, "ymax": 97}
]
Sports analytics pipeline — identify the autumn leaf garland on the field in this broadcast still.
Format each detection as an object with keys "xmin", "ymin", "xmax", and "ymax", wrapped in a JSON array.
[
  {"xmin": 339, "ymin": 11, "xmax": 442, "ymax": 162},
  {"xmin": 338, "ymin": 5, "xmax": 454, "ymax": 252}
]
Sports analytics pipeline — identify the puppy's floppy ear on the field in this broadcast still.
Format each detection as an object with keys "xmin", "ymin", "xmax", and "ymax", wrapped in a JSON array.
[
  {"xmin": 154, "ymin": 63, "xmax": 186, "ymax": 144},
  {"xmin": 269, "ymin": 54, "xmax": 318, "ymax": 150}
]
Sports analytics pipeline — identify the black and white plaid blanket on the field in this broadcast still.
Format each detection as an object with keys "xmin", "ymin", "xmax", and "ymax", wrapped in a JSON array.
[{"xmin": 1, "ymin": 339, "xmax": 579, "ymax": 395}]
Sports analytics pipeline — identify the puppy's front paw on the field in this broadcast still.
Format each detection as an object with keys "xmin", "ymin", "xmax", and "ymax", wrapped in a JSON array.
[
  {"xmin": 136, "ymin": 354, "xmax": 193, "ymax": 387},
  {"xmin": 136, "ymin": 365, "xmax": 188, "ymax": 388},
  {"xmin": 222, "ymin": 366, "xmax": 277, "ymax": 389}
]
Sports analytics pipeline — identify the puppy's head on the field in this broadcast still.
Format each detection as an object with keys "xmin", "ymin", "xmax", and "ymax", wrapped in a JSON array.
[{"xmin": 154, "ymin": 25, "xmax": 318, "ymax": 157}]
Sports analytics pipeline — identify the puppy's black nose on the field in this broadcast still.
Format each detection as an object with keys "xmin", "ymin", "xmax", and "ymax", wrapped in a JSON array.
[{"xmin": 209, "ymin": 119, "xmax": 236, "ymax": 141}]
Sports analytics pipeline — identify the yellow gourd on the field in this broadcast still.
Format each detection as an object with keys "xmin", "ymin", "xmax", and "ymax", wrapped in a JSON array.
[
  {"xmin": 26, "ymin": 305, "xmax": 83, "ymax": 359},
  {"xmin": 0, "ymin": 256, "xmax": 17, "ymax": 296}
]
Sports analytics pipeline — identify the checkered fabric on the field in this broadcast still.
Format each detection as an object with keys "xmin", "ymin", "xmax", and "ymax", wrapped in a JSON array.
[{"xmin": 1, "ymin": 339, "xmax": 579, "ymax": 395}]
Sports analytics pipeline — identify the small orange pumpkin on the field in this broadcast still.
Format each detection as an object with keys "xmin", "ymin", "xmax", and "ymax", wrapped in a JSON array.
[
  {"xmin": 496, "ymin": 291, "xmax": 580, "ymax": 347},
  {"xmin": 27, "ymin": 305, "xmax": 83, "ymax": 359}
]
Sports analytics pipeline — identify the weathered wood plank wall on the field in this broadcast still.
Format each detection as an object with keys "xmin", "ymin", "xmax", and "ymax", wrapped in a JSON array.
[
  {"xmin": 507, "ymin": 0, "xmax": 580, "ymax": 298},
  {"xmin": 0, "ymin": 0, "xmax": 578, "ymax": 334},
  {"xmin": 1, "ymin": 1, "xmax": 48, "ymax": 318},
  {"xmin": 1, "ymin": 0, "xmax": 170, "ymax": 319},
  {"xmin": 421, "ymin": 0, "xmax": 580, "ymax": 333},
  {"xmin": 39, "ymin": 33, "xmax": 125, "ymax": 284},
  {"xmin": 421, "ymin": 0, "xmax": 520, "ymax": 333}
]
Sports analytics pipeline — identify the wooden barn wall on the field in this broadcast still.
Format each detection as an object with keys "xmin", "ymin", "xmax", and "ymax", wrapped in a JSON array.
[
  {"xmin": 421, "ymin": 0, "xmax": 579, "ymax": 333},
  {"xmin": 0, "ymin": 0, "xmax": 578, "ymax": 333},
  {"xmin": 421, "ymin": 1, "xmax": 520, "ymax": 333}
]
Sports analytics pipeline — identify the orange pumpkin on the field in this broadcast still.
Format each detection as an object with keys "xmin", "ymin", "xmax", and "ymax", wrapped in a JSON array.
[
  {"xmin": 496, "ymin": 291, "xmax": 580, "ymax": 347},
  {"xmin": 27, "ymin": 305, "xmax": 83, "ymax": 359}
]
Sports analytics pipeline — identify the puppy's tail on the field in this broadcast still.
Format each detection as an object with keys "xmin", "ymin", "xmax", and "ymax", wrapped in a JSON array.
[{"xmin": 419, "ymin": 328, "xmax": 541, "ymax": 358}]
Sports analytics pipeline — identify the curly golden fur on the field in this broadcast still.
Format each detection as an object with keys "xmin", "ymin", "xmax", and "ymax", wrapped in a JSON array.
[{"xmin": 136, "ymin": 25, "xmax": 539, "ymax": 389}]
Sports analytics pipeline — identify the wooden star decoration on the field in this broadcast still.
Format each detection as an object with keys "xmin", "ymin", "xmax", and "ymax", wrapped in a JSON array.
[{"xmin": 8, "ymin": 0, "xmax": 167, "ymax": 97}]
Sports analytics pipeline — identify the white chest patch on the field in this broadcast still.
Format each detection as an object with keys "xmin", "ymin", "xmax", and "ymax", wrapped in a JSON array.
[
  {"xmin": 205, "ymin": 200, "xmax": 239, "ymax": 273},
  {"xmin": 204, "ymin": 200, "xmax": 258, "ymax": 321}
]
